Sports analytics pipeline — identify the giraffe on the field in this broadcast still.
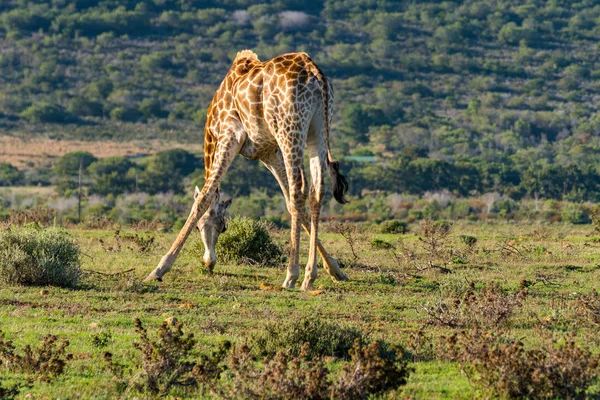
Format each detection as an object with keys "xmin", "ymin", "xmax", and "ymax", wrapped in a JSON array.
[{"xmin": 144, "ymin": 50, "xmax": 349, "ymax": 290}]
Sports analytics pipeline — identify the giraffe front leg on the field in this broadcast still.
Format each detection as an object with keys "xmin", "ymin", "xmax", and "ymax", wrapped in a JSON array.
[{"xmin": 144, "ymin": 128, "xmax": 243, "ymax": 282}]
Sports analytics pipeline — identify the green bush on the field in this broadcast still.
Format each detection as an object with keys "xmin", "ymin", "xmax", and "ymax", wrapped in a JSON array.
[
  {"xmin": 249, "ymin": 318, "xmax": 365, "ymax": 360},
  {"xmin": 0, "ymin": 225, "xmax": 80, "ymax": 287},
  {"xmin": 380, "ymin": 219, "xmax": 408, "ymax": 234},
  {"xmin": 561, "ymin": 203, "xmax": 590, "ymax": 224},
  {"xmin": 0, "ymin": 162, "xmax": 24, "ymax": 186},
  {"xmin": 20, "ymin": 102, "xmax": 70, "ymax": 123},
  {"xmin": 192, "ymin": 217, "xmax": 283, "ymax": 266}
]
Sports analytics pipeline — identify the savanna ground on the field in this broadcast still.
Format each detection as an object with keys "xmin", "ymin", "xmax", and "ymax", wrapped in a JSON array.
[{"xmin": 1, "ymin": 219, "xmax": 600, "ymax": 399}]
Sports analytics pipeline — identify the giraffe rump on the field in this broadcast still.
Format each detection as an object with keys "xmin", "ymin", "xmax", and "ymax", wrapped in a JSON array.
[{"xmin": 328, "ymin": 160, "xmax": 349, "ymax": 204}]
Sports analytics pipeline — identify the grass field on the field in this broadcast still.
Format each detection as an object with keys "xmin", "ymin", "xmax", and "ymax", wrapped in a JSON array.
[{"xmin": 1, "ymin": 220, "xmax": 600, "ymax": 398}]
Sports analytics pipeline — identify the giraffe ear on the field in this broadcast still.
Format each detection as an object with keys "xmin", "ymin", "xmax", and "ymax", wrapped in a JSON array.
[
  {"xmin": 194, "ymin": 186, "xmax": 200, "ymax": 199},
  {"xmin": 221, "ymin": 198, "xmax": 232, "ymax": 210}
]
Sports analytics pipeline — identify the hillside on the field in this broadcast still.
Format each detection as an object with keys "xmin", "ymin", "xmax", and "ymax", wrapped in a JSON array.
[{"xmin": 1, "ymin": 0, "xmax": 600, "ymax": 201}]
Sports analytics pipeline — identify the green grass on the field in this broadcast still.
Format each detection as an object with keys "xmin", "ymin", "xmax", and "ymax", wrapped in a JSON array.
[{"xmin": 0, "ymin": 221, "xmax": 600, "ymax": 398}]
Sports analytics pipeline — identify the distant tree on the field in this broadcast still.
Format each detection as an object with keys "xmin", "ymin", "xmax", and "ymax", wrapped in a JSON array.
[
  {"xmin": 67, "ymin": 97, "xmax": 103, "ymax": 117},
  {"xmin": 83, "ymin": 79, "xmax": 113, "ymax": 100},
  {"xmin": 109, "ymin": 106, "xmax": 141, "ymax": 122},
  {"xmin": 139, "ymin": 99, "xmax": 167, "ymax": 119},
  {"xmin": 20, "ymin": 102, "xmax": 71, "ymax": 123},
  {"xmin": 88, "ymin": 157, "xmax": 136, "ymax": 195},
  {"xmin": 54, "ymin": 151, "xmax": 97, "ymax": 195},
  {"xmin": 0, "ymin": 162, "xmax": 24, "ymax": 186},
  {"xmin": 139, "ymin": 149, "xmax": 200, "ymax": 194},
  {"xmin": 341, "ymin": 104, "xmax": 388, "ymax": 143},
  {"xmin": 140, "ymin": 52, "xmax": 173, "ymax": 71}
]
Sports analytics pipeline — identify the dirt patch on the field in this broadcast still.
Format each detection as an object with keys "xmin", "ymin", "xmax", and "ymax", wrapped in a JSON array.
[{"xmin": 0, "ymin": 136, "xmax": 203, "ymax": 169}]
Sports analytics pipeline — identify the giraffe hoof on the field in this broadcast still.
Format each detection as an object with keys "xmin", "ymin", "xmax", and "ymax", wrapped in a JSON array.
[
  {"xmin": 334, "ymin": 271, "xmax": 349, "ymax": 282},
  {"xmin": 282, "ymin": 277, "xmax": 297, "ymax": 289},
  {"xmin": 143, "ymin": 272, "xmax": 163, "ymax": 283}
]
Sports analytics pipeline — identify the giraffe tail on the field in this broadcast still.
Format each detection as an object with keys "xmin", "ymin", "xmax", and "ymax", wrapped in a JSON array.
[
  {"xmin": 318, "ymin": 74, "xmax": 349, "ymax": 204},
  {"xmin": 328, "ymin": 159, "xmax": 349, "ymax": 204}
]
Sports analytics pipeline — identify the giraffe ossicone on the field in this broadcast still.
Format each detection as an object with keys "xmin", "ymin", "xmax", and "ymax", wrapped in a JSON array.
[{"xmin": 144, "ymin": 50, "xmax": 349, "ymax": 290}]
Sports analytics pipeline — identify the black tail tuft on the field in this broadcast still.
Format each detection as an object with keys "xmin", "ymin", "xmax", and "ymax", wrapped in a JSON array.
[{"xmin": 328, "ymin": 160, "xmax": 349, "ymax": 204}]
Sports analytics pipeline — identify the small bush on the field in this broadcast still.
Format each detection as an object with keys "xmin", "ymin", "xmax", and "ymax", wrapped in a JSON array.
[
  {"xmin": 219, "ymin": 342, "xmax": 330, "ymax": 400},
  {"xmin": 0, "ymin": 331, "xmax": 72, "ymax": 382},
  {"xmin": 420, "ymin": 283, "xmax": 526, "ymax": 328},
  {"xmin": 380, "ymin": 219, "xmax": 408, "ymax": 234},
  {"xmin": 371, "ymin": 238, "xmax": 394, "ymax": 249},
  {"xmin": 193, "ymin": 217, "xmax": 284, "ymax": 266},
  {"xmin": 0, "ymin": 225, "xmax": 80, "ymax": 287},
  {"xmin": 444, "ymin": 329, "xmax": 600, "ymax": 399},
  {"xmin": 249, "ymin": 318, "xmax": 365, "ymax": 360},
  {"xmin": 4, "ymin": 207, "xmax": 56, "ymax": 226},
  {"xmin": 458, "ymin": 234, "xmax": 477, "ymax": 246},
  {"xmin": 462, "ymin": 282, "xmax": 527, "ymax": 328},
  {"xmin": 130, "ymin": 318, "xmax": 198, "ymax": 396},
  {"xmin": 334, "ymin": 340, "xmax": 411, "ymax": 399},
  {"xmin": 221, "ymin": 340, "xmax": 410, "ymax": 400},
  {"xmin": 576, "ymin": 290, "xmax": 600, "ymax": 326},
  {"xmin": 108, "ymin": 320, "xmax": 410, "ymax": 399}
]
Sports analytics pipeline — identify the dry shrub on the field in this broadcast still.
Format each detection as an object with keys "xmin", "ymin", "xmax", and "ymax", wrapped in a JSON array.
[
  {"xmin": 0, "ymin": 331, "xmax": 72, "ymax": 382},
  {"xmin": 576, "ymin": 290, "xmax": 600, "ymax": 326},
  {"xmin": 394, "ymin": 219, "xmax": 457, "ymax": 273},
  {"xmin": 420, "ymin": 297, "xmax": 463, "ymax": 327},
  {"xmin": 420, "ymin": 283, "xmax": 526, "ymax": 328},
  {"xmin": 443, "ymin": 329, "xmax": 600, "ymax": 399},
  {"xmin": 591, "ymin": 206, "xmax": 600, "ymax": 233},
  {"xmin": 99, "ymin": 228, "xmax": 156, "ymax": 254},
  {"xmin": 4, "ymin": 207, "xmax": 56, "ymax": 226},
  {"xmin": 130, "ymin": 219, "xmax": 168, "ymax": 232},
  {"xmin": 462, "ymin": 282, "xmax": 527, "ymax": 328},
  {"xmin": 107, "ymin": 320, "xmax": 411, "ymax": 399},
  {"xmin": 249, "ymin": 318, "xmax": 365, "ymax": 360},
  {"xmin": 220, "ymin": 340, "xmax": 410, "ymax": 400},
  {"xmin": 82, "ymin": 215, "xmax": 115, "ymax": 230},
  {"xmin": 329, "ymin": 222, "xmax": 363, "ymax": 268},
  {"xmin": 130, "ymin": 318, "xmax": 198, "ymax": 396},
  {"xmin": 333, "ymin": 340, "xmax": 411, "ymax": 399},
  {"xmin": 105, "ymin": 319, "xmax": 230, "ymax": 396},
  {"xmin": 0, "ymin": 225, "xmax": 80, "ymax": 287},
  {"xmin": 219, "ymin": 343, "xmax": 330, "ymax": 400}
]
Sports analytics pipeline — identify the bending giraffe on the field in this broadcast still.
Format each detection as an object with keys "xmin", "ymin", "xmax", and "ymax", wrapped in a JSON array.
[{"xmin": 144, "ymin": 50, "xmax": 349, "ymax": 290}]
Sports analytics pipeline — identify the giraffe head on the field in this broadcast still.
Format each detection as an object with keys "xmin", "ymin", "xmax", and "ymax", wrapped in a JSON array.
[{"xmin": 195, "ymin": 186, "xmax": 232, "ymax": 273}]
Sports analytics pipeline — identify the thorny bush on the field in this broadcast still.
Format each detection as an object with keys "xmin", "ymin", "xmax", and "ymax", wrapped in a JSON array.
[
  {"xmin": 381, "ymin": 219, "xmax": 460, "ymax": 274},
  {"xmin": 249, "ymin": 318, "xmax": 365, "ymax": 360},
  {"xmin": 105, "ymin": 320, "xmax": 412, "ymax": 399},
  {"xmin": 443, "ymin": 329, "xmax": 600, "ymax": 399},
  {"xmin": 420, "ymin": 282, "xmax": 526, "ymax": 328},
  {"xmin": 219, "ymin": 340, "xmax": 411, "ymax": 400},
  {"xmin": 576, "ymin": 290, "xmax": 600, "ymax": 326},
  {"xmin": 0, "ymin": 331, "xmax": 72, "ymax": 382},
  {"xmin": 130, "ymin": 317, "xmax": 197, "ymax": 395}
]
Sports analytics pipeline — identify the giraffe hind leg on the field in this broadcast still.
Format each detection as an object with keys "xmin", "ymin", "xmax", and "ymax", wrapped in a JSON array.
[{"xmin": 261, "ymin": 150, "xmax": 347, "ymax": 284}]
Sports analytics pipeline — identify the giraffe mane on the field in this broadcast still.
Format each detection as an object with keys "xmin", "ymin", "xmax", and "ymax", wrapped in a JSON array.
[{"xmin": 234, "ymin": 49, "xmax": 259, "ymax": 62}]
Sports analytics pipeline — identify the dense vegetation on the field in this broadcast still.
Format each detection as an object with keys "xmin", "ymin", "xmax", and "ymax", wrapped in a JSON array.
[{"xmin": 2, "ymin": 0, "xmax": 600, "ymax": 205}]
